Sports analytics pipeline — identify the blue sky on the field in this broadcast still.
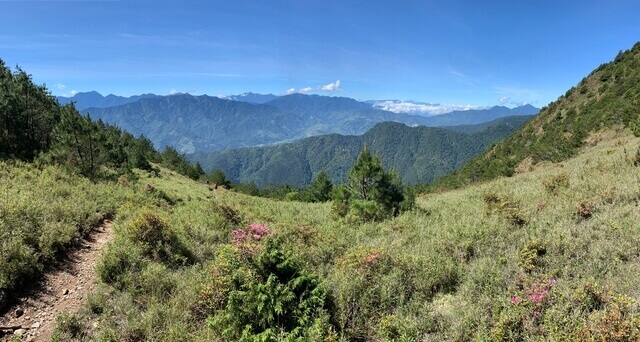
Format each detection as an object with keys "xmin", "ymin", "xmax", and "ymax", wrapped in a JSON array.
[{"xmin": 2, "ymin": 0, "xmax": 640, "ymax": 109}]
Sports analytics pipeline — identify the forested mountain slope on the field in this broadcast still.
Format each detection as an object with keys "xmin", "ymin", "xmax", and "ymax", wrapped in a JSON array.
[
  {"xmin": 431, "ymin": 41, "xmax": 640, "ymax": 190},
  {"xmin": 193, "ymin": 115, "xmax": 532, "ymax": 186}
]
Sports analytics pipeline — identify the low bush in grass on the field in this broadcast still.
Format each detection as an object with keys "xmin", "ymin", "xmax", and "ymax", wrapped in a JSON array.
[
  {"xmin": 542, "ymin": 172, "xmax": 570, "ymax": 195},
  {"xmin": 123, "ymin": 210, "xmax": 195, "ymax": 266},
  {"xmin": 197, "ymin": 231, "xmax": 334, "ymax": 340},
  {"xmin": 483, "ymin": 192, "xmax": 528, "ymax": 226},
  {"xmin": 97, "ymin": 236, "xmax": 146, "ymax": 291}
]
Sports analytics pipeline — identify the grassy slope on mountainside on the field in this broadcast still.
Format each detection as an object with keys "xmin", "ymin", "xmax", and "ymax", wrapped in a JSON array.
[
  {"xmin": 0, "ymin": 162, "xmax": 125, "ymax": 294},
  {"xmin": 431, "ymin": 41, "xmax": 640, "ymax": 190},
  {"xmin": 52, "ymin": 128, "xmax": 640, "ymax": 341}
]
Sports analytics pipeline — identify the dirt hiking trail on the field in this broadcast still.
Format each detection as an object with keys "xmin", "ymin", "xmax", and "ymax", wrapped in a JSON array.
[{"xmin": 0, "ymin": 220, "xmax": 114, "ymax": 341}]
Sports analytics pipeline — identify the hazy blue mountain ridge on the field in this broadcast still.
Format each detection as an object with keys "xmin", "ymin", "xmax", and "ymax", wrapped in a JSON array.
[
  {"xmin": 73, "ymin": 92, "xmax": 538, "ymax": 154},
  {"xmin": 57, "ymin": 91, "xmax": 160, "ymax": 110},
  {"xmin": 84, "ymin": 94, "xmax": 305, "ymax": 153}
]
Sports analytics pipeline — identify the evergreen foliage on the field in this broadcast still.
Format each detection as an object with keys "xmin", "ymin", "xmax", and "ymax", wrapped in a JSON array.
[
  {"xmin": 334, "ymin": 146, "xmax": 409, "ymax": 221},
  {"xmin": 298, "ymin": 170, "xmax": 333, "ymax": 202},
  {"xmin": 202, "ymin": 238, "xmax": 332, "ymax": 340},
  {"xmin": 159, "ymin": 146, "xmax": 204, "ymax": 180},
  {"xmin": 0, "ymin": 60, "xmax": 202, "ymax": 180},
  {"xmin": 207, "ymin": 169, "xmax": 232, "ymax": 188},
  {"xmin": 194, "ymin": 116, "xmax": 532, "ymax": 187},
  {"xmin": 0, "ymin": 60, "xmax": 60, "ymax": 160}
]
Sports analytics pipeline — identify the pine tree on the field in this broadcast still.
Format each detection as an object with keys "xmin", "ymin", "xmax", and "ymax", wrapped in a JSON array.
[
  {"xmin": 335, "ymin": 146, "xmax": 406, "ymax": 221},
  {"xmin": 308, "ymin": 170, "xmax": 333, "ymax": 202}
]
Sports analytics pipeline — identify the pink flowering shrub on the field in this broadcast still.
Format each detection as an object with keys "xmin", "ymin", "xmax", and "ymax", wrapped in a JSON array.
[
  {"xmin": 231, "ymin": 223, "xmax": 273, "ymax": 246},
  {"xmin": 492, "ymin": 276, "xmax": 556, "ymax": 340}
]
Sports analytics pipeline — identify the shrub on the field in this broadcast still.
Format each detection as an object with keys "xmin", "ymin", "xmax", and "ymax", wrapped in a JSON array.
[
  {"xmin": 574, "ymin": 283, "xmax": 640, "ymax": 341},
  {"xmin": 543, "ymin": 172, "xmax": 570, "ymax": 194},
  {"xmin": 202, "ymin": 239, "xmax": 333, "ymax": 340},
  {"xmin": 211, "ymin": 202, "xmax": 243, "ymax": 227},
  {"xmin": 144, "ymin": 183, "xmax": 178, "ymax": 205},
  {"xmin": 492, "ymin": 276, "xmax": 557, "ymax": 340},
  {"xmin": 519, "ymin": 240, "xmax": 547, "ymax": 273},
  {"xmin": 575, "ymin": 199, "xmax": 597, "ymax": 220},
  {"xmin": 52, "ymin": 313, "xmax": 85, "ymax": 341},
  {"xmin": 96, "ymin": 237, "xmax": 145, "ymax": 290},
  {"xmin": 483, "ymin": 193, "xmax": 528, "ymax": 226},
  {"xmin": 0, "ymin": 238, "xmax": 41, "ymax": 290},
  {"xmin": 330, "ymin": 248, "xmax": 459, "ymax": 340},
  {"xmin": 123, "ymin": 211, "xmax": 194, "ymax": 266}
]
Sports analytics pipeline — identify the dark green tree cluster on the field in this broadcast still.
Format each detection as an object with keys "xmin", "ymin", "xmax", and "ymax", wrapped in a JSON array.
[
  {"xmin": 303, "ymin": 170, "xmax": 333, "ymax": 202},
  {"xmin": 0, "ymin": 60, "xmax": 59, "ymax": 160},
  {"xmin": 206, "ymin": 169, "xmax": 232, "ymax": 188},
  {"xmin": 227, "ymin": 170, "xmax": 334, "ymax": 203},
  {"xmin": 47, "ymin": 104, "xmax": 157, "ymax": 178},
  {"xmin": 158, "ymin": 146, "xmax": 204, "ymax": 180},
  {"xmin": 333, "ymin": 146, "xmax": 413, "ymax": 221},
  {"xmin": 0, "ymin": 60, "xmax": 203, "ymax": 180}
]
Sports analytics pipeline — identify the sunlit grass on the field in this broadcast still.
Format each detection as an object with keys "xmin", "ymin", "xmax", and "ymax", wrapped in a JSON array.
[{"xmin": 36, "ymin": 128, "xmax": 640, "ymax": 340}]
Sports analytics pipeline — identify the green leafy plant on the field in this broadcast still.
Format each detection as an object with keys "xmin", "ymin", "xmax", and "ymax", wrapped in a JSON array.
[{"xmin": 519, "ymin": 240, "xmax": 547, "ymax": 273}]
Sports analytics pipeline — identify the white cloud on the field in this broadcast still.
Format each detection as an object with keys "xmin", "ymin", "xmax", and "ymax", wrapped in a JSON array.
[
  {"xmin": 300, "ymin": 87, "xmax": 312, "ymax": 93},
  {"xmin": 55, "ymin": 83, "xmax": 66, "ymax": 89},
  {"xmin": 168, "ymin": 89, "xmax": 191, "ymax": 95},
  {"xmin": 499, "ymin": 96, "xmax": 510, "ymax": 105},
  {"xmin": 511, "ymin": 101, "xmax": 529, "ymax": 107},
  {"xmin": 70, "ymin": 90, "xmax": 78, "ymax": 96},
  {"xmin": 286, "ymin": 88, "xmax": 296, "ymax": 95},
  {"xmin": 372, "ymin": 100, "xmax": 487, "ymax": 116},
  {"xmin": 318, "ymin": 80, "xmax": 342, "ymax": 92}
]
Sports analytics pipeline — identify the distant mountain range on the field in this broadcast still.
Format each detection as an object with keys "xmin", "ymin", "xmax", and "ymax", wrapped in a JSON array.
[
  {"xmin": 57, "ymin": 91, "xmax": 160, "ymax": 110},
  {"xmin": 69, "ymin": 92, "xmax": 537, "ymax": 154},
  {"xmin": 190, "ymin": 115, "xmax": 533, "ymax": 186},
  {"xmin": 83, "ymin": 94, "xmax": 304, "ymax": 153}
]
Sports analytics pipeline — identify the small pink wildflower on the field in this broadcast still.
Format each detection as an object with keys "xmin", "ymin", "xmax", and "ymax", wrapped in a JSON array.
[
  {"xmin": 231, "ymin": 223, "xmax": 273, "ymax": 245},
  {"xmin": 511, "ymin": 296, "xmax": 521, "ymax": 305},
  {"xmin": 526, "ymin": 278, "xmax": 555, "ymax": 304},
  {"xmin": 231, "ymin": 229, "xmax": 248, "ymax": 244}
]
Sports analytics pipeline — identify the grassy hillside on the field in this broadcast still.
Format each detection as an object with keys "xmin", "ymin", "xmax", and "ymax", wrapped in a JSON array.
[
  {"xmin": 0, "ymin": 162, "xmax": 122, "ymax": 293},
  {"xmin": 45, "ymin": 127, "xmax": 640, "ymax": 341},
  {"xmin": 193, "ymin": 116, "xmax": 532, "ymax": 187},
  {"xmin": 431, "ymin": 41, "xmax": 640, "ymax": 190},
  {"xmin": 0, "ymin": 60, "xmax": 205, "ymax": 305}
]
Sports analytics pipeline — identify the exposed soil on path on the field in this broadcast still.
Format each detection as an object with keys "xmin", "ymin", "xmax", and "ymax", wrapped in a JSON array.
[{"xmin": 0, "ymin": 220, "xmax": 114, "ymax": 341}]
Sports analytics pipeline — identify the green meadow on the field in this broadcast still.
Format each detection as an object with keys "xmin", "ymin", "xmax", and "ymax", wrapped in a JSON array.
[{"xmin": 25, "ymin": 128, "xmax": 639, "ymax": 341}]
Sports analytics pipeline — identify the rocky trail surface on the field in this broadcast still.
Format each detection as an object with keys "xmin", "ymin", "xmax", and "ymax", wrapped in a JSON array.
[{"xmin": 0, "ymin": 221, "xmax": 114, "ymax": 341}]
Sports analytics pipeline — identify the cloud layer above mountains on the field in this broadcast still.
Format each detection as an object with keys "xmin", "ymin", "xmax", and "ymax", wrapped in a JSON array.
[{"xmin": 372, "ymin": 100, "xmax": 487, "ymax": 116}]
